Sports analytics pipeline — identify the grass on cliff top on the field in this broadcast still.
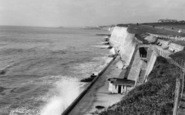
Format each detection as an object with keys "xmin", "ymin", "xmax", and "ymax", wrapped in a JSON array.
[
  {"xmin": 100, "ymin": 56, "xmax": 183, "ymax": 115},
  {"xmin": 170, "ymin": 50, "xmax": 185, "ymax": 64},
  {"xmin": 127, "ymin": 24, "xmax": 185, "ymax": 46},
  {"xmin": 127, "ymin": 24, "xmax": 185, "ymax": 37}
]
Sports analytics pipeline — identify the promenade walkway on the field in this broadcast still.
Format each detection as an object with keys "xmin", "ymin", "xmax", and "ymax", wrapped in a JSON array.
[{"xmin": 63, "ymin": 56, "xmax": 124, "ymax": 115}]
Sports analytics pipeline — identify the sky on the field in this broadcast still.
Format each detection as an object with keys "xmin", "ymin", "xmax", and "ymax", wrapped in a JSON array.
[{"xmin": 0, "ymin": 0, "xmax": 185, "ymax": 27}]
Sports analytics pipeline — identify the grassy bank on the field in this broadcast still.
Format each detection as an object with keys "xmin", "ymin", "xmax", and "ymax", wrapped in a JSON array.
[
  {"xmin": 99, "ymin": 52, "xmax": 185, "ymax": 115},
  {"xmin": 127, "ymin": 24, "xmax": 185, "ymax": 37}
]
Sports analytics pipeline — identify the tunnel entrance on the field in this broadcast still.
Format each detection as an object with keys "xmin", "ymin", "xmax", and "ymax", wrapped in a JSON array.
[{"xmin": 139, "ymin": 47, "xmax": 148, "ymax": 58}]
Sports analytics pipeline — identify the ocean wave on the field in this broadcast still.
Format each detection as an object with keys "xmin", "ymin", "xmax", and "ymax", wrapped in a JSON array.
[
  {"xmin": 40, "ymin": 76, "xmax": 84, "ymax": 115},
  {"xmin": 7, "ymin": 76, "xmax": 84, "ymax": 115},
  {"xmin": 71, "ymin": 56, "xmax": 112, "ymax": 78}
]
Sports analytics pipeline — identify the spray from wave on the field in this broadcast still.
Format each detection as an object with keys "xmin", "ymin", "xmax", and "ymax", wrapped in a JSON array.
[
  {"xmin": 109, "ymin": 27, "xmax": 136, "ymax": 67},
  {"xmin": 40, "ymin": 76, "xmax": 83, "ymax": 115}
]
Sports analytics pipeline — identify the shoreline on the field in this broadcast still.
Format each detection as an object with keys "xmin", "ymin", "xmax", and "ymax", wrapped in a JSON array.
[{"xmin": 62, "ymin": 56, "xmax": 116, "ymax": 115}]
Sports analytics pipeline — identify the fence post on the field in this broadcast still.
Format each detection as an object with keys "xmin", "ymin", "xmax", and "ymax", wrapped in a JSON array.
[
  {"xmin": 173, "ymin": 76, "xmax": 181, "ymax": 115},
  {"xmin": 181, "ymin": 62, "xmax": 185, "ymax": 98}
]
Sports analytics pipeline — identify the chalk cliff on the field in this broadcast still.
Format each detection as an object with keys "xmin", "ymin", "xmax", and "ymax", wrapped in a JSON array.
[{"xmin": 109, "ymin": 27, "xmax": 137, "ymax": 67}]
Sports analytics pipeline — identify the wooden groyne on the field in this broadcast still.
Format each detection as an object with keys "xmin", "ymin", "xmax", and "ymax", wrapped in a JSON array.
[{"xmin": 62, "ymin": 56, "xmax": 117, "ymax": 115}]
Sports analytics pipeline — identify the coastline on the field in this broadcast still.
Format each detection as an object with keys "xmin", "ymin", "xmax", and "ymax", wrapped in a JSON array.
[
  {"xmin": 99, "ymin": 23, "xmax": 185, "ymax": 115},
  {"xmin": 62, "ymin": 55, "xmax": 120, "ymax": 115},
  {"xmin": 0, "ymin": 27, "xmax": 111, "ymax": 115},
  {"xmin": 87, "ymin": 57, "xmax": 125, "ymax": 115}
]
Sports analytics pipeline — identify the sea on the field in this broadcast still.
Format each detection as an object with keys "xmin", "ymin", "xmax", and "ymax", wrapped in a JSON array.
[{"xmin": 0, "ymin": 26, "xmax": 110, "ymax": 115}]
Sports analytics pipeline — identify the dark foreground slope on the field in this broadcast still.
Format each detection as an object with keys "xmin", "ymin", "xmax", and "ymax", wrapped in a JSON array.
[{"xmin": 100, "ymin": 53, "xmax": 185, "ymax": 115}]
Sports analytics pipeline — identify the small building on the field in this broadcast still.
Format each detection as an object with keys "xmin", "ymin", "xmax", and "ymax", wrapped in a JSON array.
[
  {"xmin": 107, "ymin": 78, "xmax": 135, "ymax": 94},
  {"xmin": 168, "ymin": 43, "xmax": 184, "ymax": 53},
  {"xmin": 156, "ymin": 39, "xmax": 170, "ymax": 49},
  {"xmin": 144, "ymin": 35, "xmax": 158, "ymax": 43},
  {"xmin": 158, "ymin": 19, "xmax": 178, "ymax": 23}
]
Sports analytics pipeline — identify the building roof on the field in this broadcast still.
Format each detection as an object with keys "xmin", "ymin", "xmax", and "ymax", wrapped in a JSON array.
[{"xmin": 108, "ymin": 78, "xmax": 135, "ymax": 86}]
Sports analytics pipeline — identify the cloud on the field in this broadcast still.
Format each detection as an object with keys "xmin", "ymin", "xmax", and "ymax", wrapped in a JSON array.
[{"xmin": 0, "ymin": 0, "xmax": 185, "ymax": 27}]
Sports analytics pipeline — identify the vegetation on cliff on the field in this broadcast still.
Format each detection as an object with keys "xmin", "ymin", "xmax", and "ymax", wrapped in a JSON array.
[
  {"xmin": 100, "ymin": 54, "xmax": 185, "ymax": 115},
  {"xmin": 98, "ymin": 22, "xmax": 185, "ymax": 115},
  {"xmin": 170, "ymin": 50, "xmax": 185, "ymax": 65},
  {"xmin": 127, "ymin": 24, "xmax": 185, "ymax": 37}
]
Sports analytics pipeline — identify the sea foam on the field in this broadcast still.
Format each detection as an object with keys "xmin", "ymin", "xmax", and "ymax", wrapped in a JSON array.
[{"xmin": 40, "ymin": 76, "xmax": 83, "ymax": 115}]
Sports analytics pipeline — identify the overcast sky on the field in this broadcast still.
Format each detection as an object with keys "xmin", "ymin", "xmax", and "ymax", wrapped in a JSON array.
[{"xmin": 0, "ymin": 0, "xmax": 185, "ymax": 27}]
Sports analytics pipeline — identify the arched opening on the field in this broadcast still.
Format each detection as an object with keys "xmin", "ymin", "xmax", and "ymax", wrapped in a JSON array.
[{"xmin": 139, "ymin": 47, "xmax": 148, "ymax": 58}]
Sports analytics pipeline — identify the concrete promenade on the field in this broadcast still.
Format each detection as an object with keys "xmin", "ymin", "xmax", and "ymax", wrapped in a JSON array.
[{"xmin": 63, "ymin": 56, "xmax": 124, "ymax": 115}]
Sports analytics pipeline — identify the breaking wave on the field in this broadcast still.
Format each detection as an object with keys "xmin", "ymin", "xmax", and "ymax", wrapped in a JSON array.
[
  {"xmin": 40, "ymin": 76, "xmax": 83, "ymax": 115},
  {"xmin": 40, "ymin": 57, "xmax": 111, "ymax": 115}
]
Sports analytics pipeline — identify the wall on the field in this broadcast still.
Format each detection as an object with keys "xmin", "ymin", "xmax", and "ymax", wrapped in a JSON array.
[
  {"xmin": 143, "ymin": 49, "xmax": 157, "ymax": 81},
  {"xmin": 127, "ymin": 50, "xmax": 143, "ymax": 82}
]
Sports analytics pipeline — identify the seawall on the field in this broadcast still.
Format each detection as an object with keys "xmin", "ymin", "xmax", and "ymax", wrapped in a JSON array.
[
  {"xmin": 61, "ymin": 26, "xmax": 185, "ymax": 115},
  {"xmin": 109, "ymin": 26, "xmax": 184, "ymax": 87},
  {"xmin": 62, "ymin": 56, "xmax": 116, "ymax": 115}
]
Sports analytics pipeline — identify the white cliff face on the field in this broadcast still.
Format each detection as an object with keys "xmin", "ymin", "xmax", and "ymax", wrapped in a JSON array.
[
  {"xmin": 109, "ymin": 48, "xmax": 116, "ymax": 55},
  {"xmin": 109, "ymin": 27, "xmax": 136, "ymax": 67}
]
